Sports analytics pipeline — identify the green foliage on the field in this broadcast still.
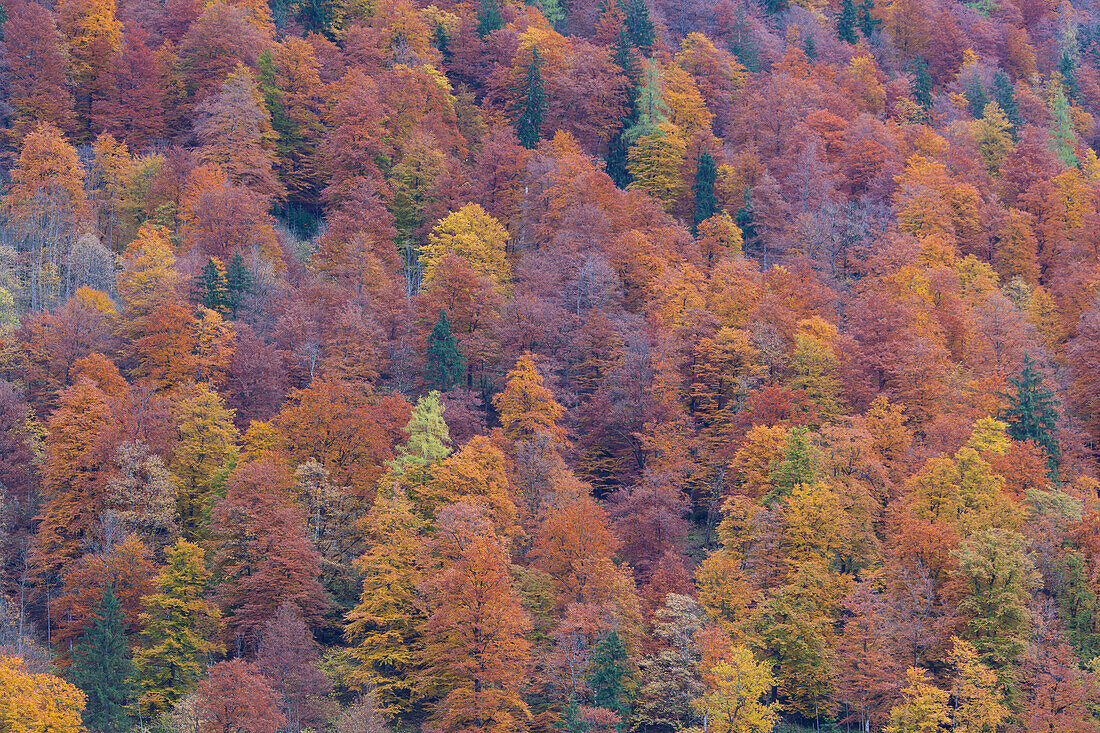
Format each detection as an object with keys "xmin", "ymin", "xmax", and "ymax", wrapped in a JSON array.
[
  {"xmin": 589, "ymin": 630, "xmax": 632, "ymax": 722},
  {"xmin": 910, "ymin": 57, "xmax": 933, "ymax": 110},
  {"xmin": 477, "ymin": 0, "xmax": 502, "ymax": 36},
  {"xmin": 512, "ymin": 47, "xmax": 547, "ymax": 149},
  {"xmin": 837, "ymin": 0, "xmax": 858, "ymax": 44},
  {"xmin": 226, "ymin": 251, "xmax": 254, "ymax": 318},
  {"xmin": 956, "ymin": 528, "xmax": 1038, "ymax": 677},
  {"xmin": 767, "ymin": 427, "xmax": 818, "ymax": 504},
  {"xmin": 964, "ymin": 76, "xmax": 990, "ymax": 119},
  {"xmin": 425, "ymin": 310, "xmax": 465, "ymax": 391},
  {"xmin": 993, "ymin": 71, "xmax": 1022, "ymax": 134},
  {"xmin": 1002, "ymin": 355, "xmax": 1060, "ymax": 479},
  {"xmin": 617, "ymin": 0, "xmax": 654, "ymax": 51},
  {"xmin": 192, "ymin": 256, "xmax": 231, "ymax": 316},
  {"xmin": 134, "ymin": 540, "xmax": 223, "ymax": 716},
  {"xmin": 1060, "ymin": 51, "xmax": 1082, "ymax": 101},
  {"xmin": 71, "ymin": 584, "xmax": 134, "ymax": 733},
  {"xmin": 858, "ymin": 0, "xmax": 881, "ymax": 38},
  {"xmin": 1058, "ymin": 551, "xmax": 1100, "ymax": 661},
  {"xmin": 1048, "ymin": 83, "xmax": 1079, "ymax": 168},
  {"xmin": 727, "ymin": 8, "xmax": 760, "ymax": 71},
  {"xmin": 692, "ymin": 151, "xmax": 718, "ymax": 234},
  {"xmin": 391, "ymin": 390, "xmax": 452, "ymax": 474}
]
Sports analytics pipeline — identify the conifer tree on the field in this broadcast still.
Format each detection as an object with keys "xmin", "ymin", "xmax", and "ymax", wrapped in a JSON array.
[
  {"xmin": 589, "ymin": 630, "xmax": 632, "ymax": 721},
  {"xmin": 226, "ymin": 251, "xmax": 254, "ymax": 319},
  {"xmin": 993, "ymin": 71, "xmax": 1022, "ymax": 133},
  {"xmin": 192, "ymin": 257, "xmax": 231, "ymax": 317},
  {"xmin": 692, "ymin": 152, "xmax": 718, "ymax": 234},
  {"xmin": 728, "ymin": 8, "xmax": 759, "ymax": 71},
  {"xmin": 617, "ymin": 0, "xmax": 654, "ymax": 51},
  {"xmin": 909, "ymin": 57, "xmax": 933, "ymax": 110},
  {"xmin": 964, "ymin": 76, "xmax": 990, "ymax": 119},
  {"xmin": 477, "ymin": 0, "xmax": 502, "ymax": 35},
  {"xmin": 1060, "ymin": 51, "xmax": 1081, "ymax": 101},
  {"xmin": 837, "ymin": 0, "xmax": 858, "ymax": 43},
  {"xmin": 1002, "ymin": 355, "xmax": 1060, "ymax": 478},
  {"xmin": 425, "ymin": 310, "xmax": 465, "ymax": 391},
  {"xmin": 858, "ymin": 0, "xmax": 880, "ymax": 38},
  {"xmin": 511, "ymin": 47, "xmax": 547, "ymax": 150},
  {"xmin": 71, "ymin": 584, "xmax": 134, "ymax": 733}
]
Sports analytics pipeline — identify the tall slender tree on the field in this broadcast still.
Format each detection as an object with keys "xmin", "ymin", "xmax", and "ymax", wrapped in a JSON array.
[
  {"xmin": 511, "ymin": 47, "xmax": 547, "ymax": 150},
  {"xmin": 425, "ymin": 310, "xmax": 465, "ymax": 391},
  {"xmin": 71, "ymin": 584, "xmax": 134, "ymax": 733},
  {"xmin": 1002, "ymin": 355, "xmax": 1060, "ymax": 478}
]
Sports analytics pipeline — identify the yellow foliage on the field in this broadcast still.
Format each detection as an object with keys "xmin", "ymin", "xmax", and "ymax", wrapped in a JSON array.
[
  {"xmin": 662, "ymin": 62, "xmax": 713, "ymax": 136},
  {"xmin": 627, "ymin": 121, "xmax": 687, "ymax": 209},
  {"xmin": 0, "ymin": 657, "xmax": 86, "ymax": 733},
  {"xmin": 421, "ymin": 203, "xmax": 511, "ymax": 292}
]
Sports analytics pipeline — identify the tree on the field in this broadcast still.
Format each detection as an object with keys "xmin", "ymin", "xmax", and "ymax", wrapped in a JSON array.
[
  {"xmin": 696, "ymin": 646, "xmax": 779, "ymax": 733},
  {"xmin": 134, "ymin": 540, "xmax": 223, "ymax": 717},
  {"xmin": 693, "ymin": 151, "xmax": 718, "ymax": 233},
  {"xmin": 909, "ymin": 57, "xmax": 933, "ymax": 110},
  {"xmin": 0, "ymin": 1, "xmax": 74, "ymax": 144},
  {"xmin": 212, "ymin": 460, "xmax": 329, "ymax": 645},
  {"xmin": 588, "ymin": 630, "xmax": 631, "ymax": 720},
  {"xmin": 5, "ymin": 123, "xmax": 90, "ymax": 311},
  {"xmin": 345, "ymin": 483, "xmax": 430, "ymax": 715},
  {"xmin": 974, "ymin": 103, "xmax": 1012, "ymax": 176},
  {"xmin": 627, "ymin": 121, "xmax": 687, "ymax": 209},
  {"xmin": 256, "ymin": 603, "xmax": 331, "ymax": 733},
  {"xmin": 32, "ymin": 378, "xmax": 116, "ymax": 585},
  {"xmin": 948, "ymin": 638, "xmax": 1006, "ymax": 733},
  {"xmin": 421, "ymin": 204, "xmax": 511, "ymax": 291},
  {"xmin": 192, "ymin": 257, "xmax": 232, "ymax": 317},
  {"xmin": 477, "ymin": 0, "xmax": 502, "ymax": 35},
  {"xmin": 225, "ymin": 252, "xmax": 254, "ymax": 319},
  {"xmin": 884, "ymin": 668, "xmax": 950, "ymax": 733},
  {"xmin": 1002, "ymin": 355, "xmax": 1060, "ymax": 478},
  {"xmin": 511, "ymin": 46, "xmax": 548, "ymax": 150},
  {"xmin": 70, "ymin": 584, "xmax": 134, "ymax": 733},
  {"xmin": 196, "ymin": 659, "xmax": 286, "ymax": 733},
  {"xmin": 992, "ymin": 71, "xmax": 1021, "ymax": 133},
  {"xmin": 425, "ymin": 310, "xmax": 465, "ymax": 391},
  {"xmin": 56, "ymin": 0, "xmax": 122, "ymax": 137},
  {"xmin": 494, "ymin": 353, "xmax": 567, "ymax": 445},
  {"xmin": 171, "ymin": 384, "xmax": 239, "ymax": 541},
  {"xmin": 618, "ymin": 0, "xmax": 654, "ymax": 51},
  {"xmin": 0, "ymin": 657, "xmax": 86, "ymax": 733},
  {"xmin": 194, "ymin": 64, "xmax": 284, "ymax": 201},
  {"xmin": 955, "ymin": 528, "xmax": 1038, "ymax": 674},
  {"xmin": 422, "ymin": 530, "xmax": 532, "ymax": 733},
  {"xmin": 837, "ymin": 0, "xmax": 858, "ymax": 43}
]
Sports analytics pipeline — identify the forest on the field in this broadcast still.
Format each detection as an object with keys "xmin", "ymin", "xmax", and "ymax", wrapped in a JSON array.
[{"xmin": 2, "ymin": 0, "xmax": 1100, "ymax": 727}]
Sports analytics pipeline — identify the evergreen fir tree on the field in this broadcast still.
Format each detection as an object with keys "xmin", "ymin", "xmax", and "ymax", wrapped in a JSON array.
[
  {"xmin": 192, "ymin": 257, "xmax": 231, "ymax": 317},
  {"xmin": 803, "ymin": 34, "xmax": 817, "ymax": 59},
  {"xmin": 1049, "ymin": 83, "xmax": 1079, "ymax": 168},
  {"xmin": 837, "ymin": 0, "xmax": 858, "ymax": 43},
  {"xmin": 617, "ymin": 0, "xmax": 654, "ymax": 52},
  {"xmin": 434, "ymin": 23, "xmax": 452, "ymax": 59},
  {"xmin": 728, "ymin": 8, "xmax": 760, "ymax": 71},
  {"xmin": 424, "ymin": 310, "xmax": 465, "ymax": 391},
  {"xmin": 588, "ymin": 630, "xmax": 631, "ymax": 725},
  {"xmin": 692, "ymin": 151, "xmax": 718, "ymax": 234},
  {"xmin": 858, "ymin": 0, "xmax": 881, "ymax": 39},
  {"xmin": 909, "ymin": 57, "xmax": 933, "ymax": 109},
  {"xmin": 71, "ymin": 584, "xmax": 135, "ymax": 733},
  {"xmin": 993, "ymin": 70, "xmax": 1022, "ymax": 135},
  {"xmin": 1002, "ymin": 354, "xmax": 1061, "ymax": 479},
  {"xmin": 1060, "ymin": 51, "xmax": 1082, "ymax": 101},
  {"xmin": 606, "ymin": 131, "xmax": 632, "ymax": 188},
  {"xmin": 512, "ymin": 47, "xmax": 547, "ymax": 149},
  {"xmin": 612, "ymin": 29, "xmax": 643, "ymax": 121},
  {"xmin": 226, "ymin": 251, "xmax": 254, "ymax": 319},
  {"xmin": 560, "ymin": 696, "xmax": 589, "ymax": 733},
  {"xmin": 765, "ymin": 0, "xmax": 788, "ymax": 15},
  {"xmin": 477, "ymin": 0, "xmax": 502, "ymax": 36},
  {"xmin": 735, "ymin": 188, "xmax": 757, "ymax": 243},
  {"xmin": 964, "ymin": 75, "xmax": 990, "ymax": 119}
]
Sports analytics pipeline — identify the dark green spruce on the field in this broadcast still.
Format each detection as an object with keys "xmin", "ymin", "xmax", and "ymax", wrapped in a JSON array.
[
  {"xmin": 71, "ymin": 584, "xmax": 135, "ymax": 733},
  {"xmin": 425, "ymin": 309, "xmax": 465, "ymax": 391},
  {"xmin": 1002, "ymin": 354, "xmax": 1061, "ymax": 479}
]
